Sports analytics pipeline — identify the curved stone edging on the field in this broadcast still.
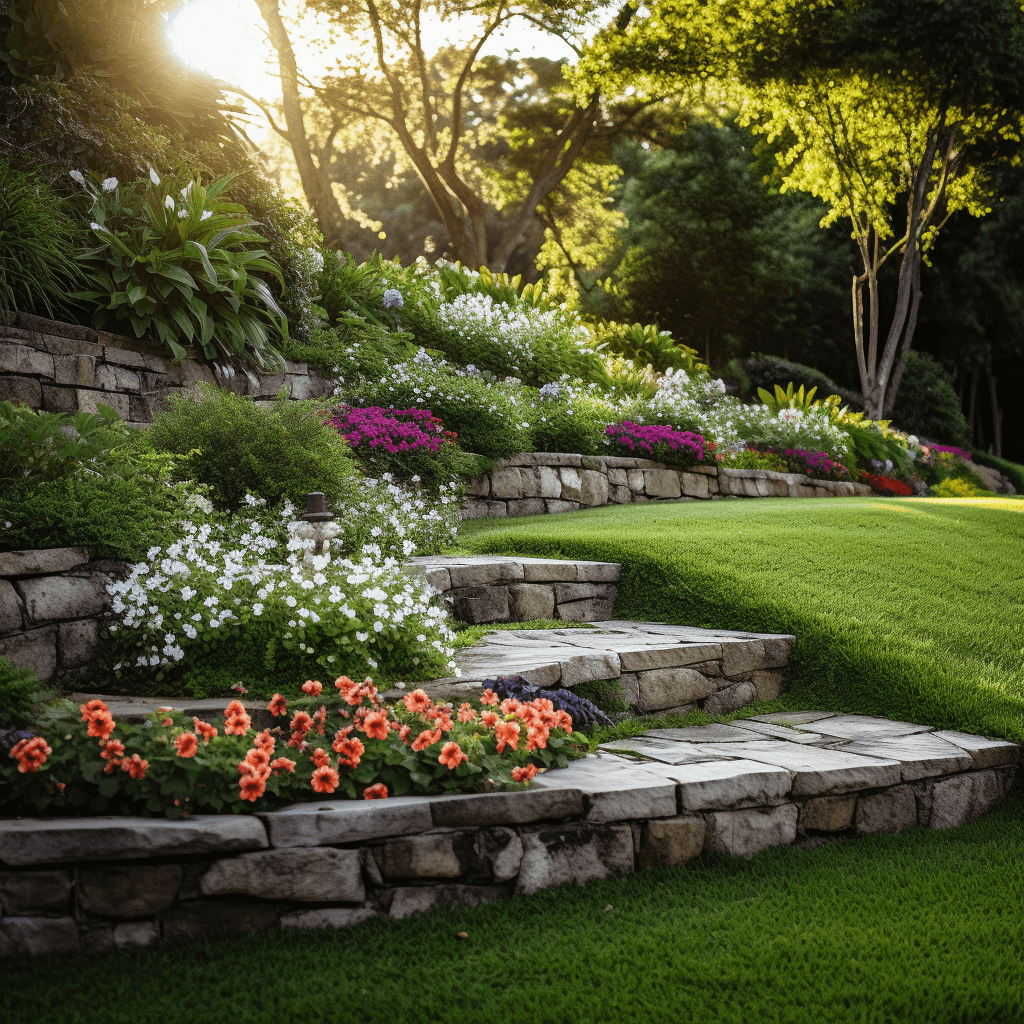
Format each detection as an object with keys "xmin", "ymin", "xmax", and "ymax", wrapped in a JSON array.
[{"xmin": 0, "ymin": 712, "xmax": 1016, "ymax": 958}]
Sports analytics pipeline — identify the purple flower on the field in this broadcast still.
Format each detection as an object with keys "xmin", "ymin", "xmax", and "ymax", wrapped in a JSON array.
[{"xmin": 606, "ymin": 421, "xmax": 707, "ymax": 467}]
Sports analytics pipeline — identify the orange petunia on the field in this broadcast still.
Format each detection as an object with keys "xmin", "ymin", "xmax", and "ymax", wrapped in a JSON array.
[
  {"xmin": 244, "ymin": 747, "xmax": 271, "ymax": 769},
  {"xmin": 301, "ymin": 679, "xmax": 323, "ymax": 696},
  {"xmin": 311, "ymin": 706, "xmax": 328, "ymax": 735},
  {"xmin": 100, "ymin": 738, "xmax": 125, "ymax": 761},
  {"xmin": 457, "ymin": 703, "xmax": 477, "ymax": 723},
  {"xmin": 398, "ymin": 724, "xmax": 411, "ymax": 744},
  {"xmin": 526, "ymin": 726, "xmax": 549, "ymax": 752},
  {"xmin": 334, "ymin": 737, "xmax": 365, "ymax": 769},
  {"xmin": 331, "ymin": 726, "xmax": 354, "ymax": 751},
  {"xmin": 480, "ymin": 710, "xmax": 499, "ymax": 728},
  {"xmin": 267, "ymin": 694, "xmax": 288, "ymax": 718},
  {"xmin": 193, "ymin": 717, "xmax": 218, "ymax": 742},
  {"xmin": 438, "ymin": 741, "xmax": 468, "ymax": 769},
  {"xmin": 494, "ymin": 720, "xmax": 521, "ymax": 753},
  {"xmin": 411, "ymin": 727, "xmax": 442, "ymax": 752},
  {"xmin": 239, "ymin": 773, "xmax": 266, "ymax": 802},
  {"xmin": 480, "ymin": 689, "xmax": 499, "ymax": 706},
  {"xmin": 554, "ymin": 710, "xmax": 573, "ymax": 733},
  {"xmin": 270, "ymin": 757, "xmax": 296, "ymax": 773},
  {"xmin": 310, "ymin": 765, "xmax": 340, "ymax": 793},
  {"xmin": 512, "ymin": 764, "xmax": 538, "ymax": 783},
  {"xmin": 254, "ymin": 729, "xmax": 275, "ymax": 753},
  {"xmin": 363, "ymin": 783, "xmax": 389, "ymax": 799},
  {"xmin": 499, "ymin": 698, "xmax": 521, "ymax": 716},
  {"xmin": 120, "ymin": 753, "xmax": 149, "ymax": 780},
  {"xmin": 223, "ymin": 700, "xmax": 251, "ymax": 735},
  {"xmin": 403, "ymin": 689, "xmax": 432, "ymax": 714},
  {"xmin": 10, "ymin": 736, "xmax": 51, "ymax": 774},
  {"xmin": 360, "ymin": 710, "xmax": 389, "ymax": 741},
  {"xmin": 289, "ymin": 711, "xmax": 314, "ymax": 735},
  {"xmin": 80, "ymin": 699, "xmax": 109, "ymax": 718},
  {"xmin": 173, "ymin": 732, "xmax": 199, "ymax": 758},
  {"xmin": 309, "ymin": 746, "xmax": 331, "ymax": 768}
]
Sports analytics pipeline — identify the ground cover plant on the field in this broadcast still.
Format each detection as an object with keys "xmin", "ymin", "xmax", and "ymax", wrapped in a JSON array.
[
  {"xmin": 3, "ymin": 794, "xmax": 1021, "ymax": 1024},
  {"xmin": 460, "ymin": 497, "xmax": 1024, "ymax": 744}
]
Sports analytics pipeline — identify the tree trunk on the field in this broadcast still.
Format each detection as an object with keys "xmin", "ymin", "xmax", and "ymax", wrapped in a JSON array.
[
  {"xmin": 987, "ymin": 365, "xmax": 1002, "ymax": 457},
  {"xmin": 254, "ymin": 0, "xmax": 350, "ymax": 249}
]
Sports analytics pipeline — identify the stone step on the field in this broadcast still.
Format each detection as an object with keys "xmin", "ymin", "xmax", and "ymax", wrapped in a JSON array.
[{"xmin": 404, "ymin": 554, "xmax": 621, "ymax": 625}]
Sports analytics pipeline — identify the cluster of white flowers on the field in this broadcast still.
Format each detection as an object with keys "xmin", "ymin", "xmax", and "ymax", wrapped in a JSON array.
[{"xmin": 106, "ymin": 492, "xmax": 459, "ymax": 682}]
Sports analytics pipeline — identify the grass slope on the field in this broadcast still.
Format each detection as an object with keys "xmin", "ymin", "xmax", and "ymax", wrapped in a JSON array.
[
  {"xmin": 461, "ymin": 497, "xmax": 1024, "ymax": 742},
  {"xmin": 4, "ymin": 796, "xmax": 1023, "ymax": 1024}
]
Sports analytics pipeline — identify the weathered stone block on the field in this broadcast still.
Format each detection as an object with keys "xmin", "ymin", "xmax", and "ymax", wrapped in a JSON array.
[
  {"xmin": 930, "ymin": 730, "xmax": 1019, "ymax": 770},
  {"xmin": 573, "ymin": 562, "xmax": 621, "ymax": 583},
  {"xmin": 701, "ymin": 681, "xmax": 756, "ymax": 715},
  {"xmin": 40, "ymin": 384, "xmax": 77, "ymax": 414},
  {"xmin": 643, "ymin": 469, "xmax": 682, "ymax": 499},
  {"xmin": 721, "ymin": 640, "xmax": 766, "ymax": 677},
  {"xmin": 0, "ymin": 548, "xmax": 90, "ymax": 575},
  {"xmin": 639, "ymin": 816, "xmax": 706, "ymax": 867},
  {"xmin": 557, "ymin": 597, "xmax": 616, "ymax": 622},
  {"xmin": 704, "ymin": 804, "xmax": 799, "ymax": 858},
  {"xmin": 113, "ymin": 920, "xmax": 159, "ymax": 949},
  {"xmin": 507, "ymin": 498, "xmax": 547, "ymax": 517},
  {"xmin": 77, "ymin": 864, "xmax": 182, "ymax": 917},
  {"xmin": 558, "ymin": 467, "xmax": 583, "ymax": 502},
  {"xmin": 607, "ymin": 468, "xmax": 627, "ymax": 486},
  {"xmin": 0, "ymin": 581, "xmax": 23, "ymax": 633},
  {"xmin": 450, "ymin": 586, "xmax": 510, "ymax": 624},
  {"xmin": 751, "ymin": 669, "xmax": 785, "ymax": 701},
  {"xmin": 552, "ymin": 582, "xmax": 614, "ymax": 604},
  {"xmin": 667, "ymin": 759, "xmax": 793, "ymax": 811},
  {"xmin": 15, "ymin": 575, "xmax": 110, "ymax": 624},
  {"xmin": 388, "ymin": 884, "xmax": 505, "ymax": 919},
  {"xmin": 380, "ymin": 834, "xmax": 462, "ymax": 878},
  {"xmin": 200, "ymin": 847, "xmax": 364, "ymax": 902},
  {"xmin": 0, "ymin": 869, "xmax": 72, "ymax": 915},
  {"xmin": 578, "ymin": 469, "xmax": 609, "ymax": 506},
  {"xmin": 0, "ymin": 376, "xmax": 42, "ymax": 406},
  {"xmin": 281, "ymin": 906, "xmax": 380, "ymax": 930},
  {"xmin": 0, "ymin": 815, "xmax": 268, "ymax": 867},
  {"xmin": 636, "ymin": 667, "xmax": 715, "ymax": 711},
  {"xmin": 521, "ymin": 561, "xmax": 578, "ymax": 582},
  {"xmin": 799, "ymin": 795, "xmax": 856, "ymax": 832},
  {"xmin": 466, "ymin": 473, "xmax": 490, "ymax": 497},
  {"xmin": 160, "ymin": 900, "xmax": 278, "ymax": 945},
  {"xmin": 475, "ymin": 828, "xmax": 523, "ymax": 882},
  {"xmin": 918, "ymin": 769, "xmax": 1010, "ymax": 829},
  {"xmin": 545, "ymin": 499, "xmax": 580, "ymax": 514},
  {"xmin": 0, "ymin": 916, "xmax": 80, "ymax": 958},
  {"xmin": 58, "ymin": 618, "xmax": 102, "ymax": 670},
  {"xmin": 516, "ymin": 823, "xmax": 634, "ymax": 896},
  {"xmin": 855, "ymin": 786, "xmax": 917, "ymax": 834},
  {"xmin": 0, "ymin": 626, "xmax": 57, "ymax": 680},
  {"xmin": 490, "ymin": 467, "xmax": 524, "ymax": 499},
  {"xmin": 0, "ymin": 343, "xmax": 54, "ymax": 377},
  {"xmin": 447, "ymin": 563, "xmax": 524, "ymax": 587},
  {"xmin": 679, "ymin": 472, "xmax": 711, "ymax": 499},
  {"xmin": 618, "ymin": 643, "xmax": 722, "ymax": 673},
  {"xmin": 509, "ymin": 583, "xmax": 555, "ymax": 621},
  {"xmin": 839, "ymin": 732, "xmax": 973, "ymax": 781},
  {"xmin": 429, "ymin": 788, "xmax": 583, "ymax": 827},
  {"xmin": 610, "ymin": 485, "xmax": 632, "ymax": 503}
]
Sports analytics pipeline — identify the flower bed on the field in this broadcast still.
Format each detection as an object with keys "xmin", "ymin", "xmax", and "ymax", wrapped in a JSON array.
[
  {"xmin": 1, "ymin": 678, "xmax": 582, "ymax": 819},
  {"xmin": 860, "ymin": 472, "xmax": 913, "ymax": 497}
]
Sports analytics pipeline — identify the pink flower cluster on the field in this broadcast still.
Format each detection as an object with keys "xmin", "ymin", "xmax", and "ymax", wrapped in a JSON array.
[
  {"xmin": 328, "ymin": 406, "xmax": 457, "ymax": 455},
  {"xmin": 606, "ymin": 421, "xmax": 707, "ymax": 463}
]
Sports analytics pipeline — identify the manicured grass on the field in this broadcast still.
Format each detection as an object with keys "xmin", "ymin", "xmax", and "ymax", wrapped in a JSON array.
[
  {"xmin": 461, "ymin": 497, "xmax": 1024, "ymax": 743},
  {"xmin": 4, "ymin": 795, "xmax": 1023, "ymax": 1024}
]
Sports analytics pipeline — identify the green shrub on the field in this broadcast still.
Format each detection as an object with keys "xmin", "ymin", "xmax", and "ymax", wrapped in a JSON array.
[
  {"xmin": 70, "ymin": 168, "xmax": 288, "ymax": 369},
  {"xmin": 571, "ymin": 678, "xmax": 631, "ymax": 715},
  {"xmin": 284, "ymin": 323, "xmax": 417, "ymax": 376},
  {"xmin": 0, "ymin": 657, "xmax": 38, "ymax": 730},
  {"xmin": 0, "ymin": 162, "xmax": 87, "ymax": 319},
  {"xmin": 529, "ymin": 397, "xmax": 605, "ymax": 456},
  {"xmin": 147, "ymin": 387, "xmax": 359, "ymax": 510},
  {"xmin": 735, "ymin": 354, "xmax": 862, "ymax": 408},
  {"xmin": 931, "ymin": 476, "xmax": 990, "ymax": 498},
  {"xmin": 890, "ymin": 351, "xmax": 971, "ymax": 448}
]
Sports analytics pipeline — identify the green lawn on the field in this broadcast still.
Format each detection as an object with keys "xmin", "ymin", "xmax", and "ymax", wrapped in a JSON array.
[
  {"xmin": 461, "ymin": 496, "xmax": 1024, "ymax": 743},
  {"xmin": 4, "ymin": 795, "xmax": 1023, "ymax": 1024}
]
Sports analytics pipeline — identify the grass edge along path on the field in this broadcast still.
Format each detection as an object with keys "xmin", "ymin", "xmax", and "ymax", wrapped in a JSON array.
[
  {"xmin": 460, "ymin": 497, "xmax": 1024, "ymax": 745},
  {"xmin": 3, "ymin": 795, "xmax": 1023, "ymax": 1024}
]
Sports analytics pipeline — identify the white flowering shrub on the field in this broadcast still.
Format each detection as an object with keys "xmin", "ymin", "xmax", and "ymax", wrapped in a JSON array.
[{"xmin": 103, "ymin": 494, "xmax": 458, "ymax": 699}]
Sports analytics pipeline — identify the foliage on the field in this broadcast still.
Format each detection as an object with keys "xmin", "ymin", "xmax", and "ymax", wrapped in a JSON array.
[
  {"xmin": 782, "ymin": 448, "xmax": 849, "ymax": 480},
  {"xmin": 147, "ymin": 387, "xmax": 359, "ymax": 511},
  {"xmin": 0, "ymin": 162, "xmax": 86, "ymax": 319},
  {"xmin": 485, "ymin": 674, "xmax": 613, "ymax": 732},
  {"xmin": 586, "ymin": 319, "xmax": 707, "ymax": 377},
  {"xmin": 0, "ymin": 657, "xmax": 38, "ymax": 730},
  {"xmin": 714, "ymin": 447, "xmax": 788, "ymax": 472},
  {"xmin": 0, "ymin": 683, "xmax": 582, "ymax": 817},
  {"xmin": 285, "ymin": 321, "xmax": 417, "ymax": 375},
  {"xmin": 604, "ymin": 421, "xmax": 709, "ymax": 468},
  {"xmin": 756, "ymin": 382, "xmax": 820, "ymax": 415},
  {"xmin": 889, "ymin": 351, "xmax": 971, "ymax": 448},
  {"xmin": 327, "ymin": 406, "xmax": 478, "ymax": 490},
  {"xmin": 931, "ymin": 476, "xmax": 990, "ymax": 498},
  {"xmin": 564, "ymin": 677, "xmax": 631, "ymax": 716},
  {"xmin": 731, "ymin": 354, "xmax": 862, "ymax": 409},
  {"xmin": 971, "ymin": 451, "xmax": 1024, "ymax": 494},
  {"xmin": 527, "ymin": 386, "xmax": 606, "ymax": 456},
  {"xmin": 70, "ymin": 168, "xmax": 288, "ymax": 369},
  {"xmin": 318, "ymin": 252, "xmax": 416, "ymax": 333}
]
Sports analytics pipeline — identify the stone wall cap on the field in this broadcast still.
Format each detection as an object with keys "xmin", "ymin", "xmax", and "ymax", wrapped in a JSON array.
[
  {"xmin": 0, "ymin": 816, "xmax": 269, "ymax": 867},
  {"xmin": 257, "ymin": 796, "xmax": 434, "ymax": 848},
  {"xmin": 12, "ymin": 312, "xmax": 97, "ymax": 343},
  {"xmin": 428, "ymin": 786, "xmax": 584, "ymax": 826},
  {"xmin": 0, "ymin": 548, "xmax": 91, "ymax": 577}
]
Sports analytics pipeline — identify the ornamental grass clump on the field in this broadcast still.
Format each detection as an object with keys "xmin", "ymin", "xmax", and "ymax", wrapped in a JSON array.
[
  {"xmin": 0, "ymin": 680, "xmax": 583, "ymax": 818},
  {"xmin": 605, "ymin": 420, "xmax": 708, "ymax": 468}
]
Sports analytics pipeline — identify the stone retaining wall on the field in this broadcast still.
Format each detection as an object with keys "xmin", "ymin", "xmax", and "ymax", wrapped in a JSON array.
[
  {"xmin": 463, "ymin": 453, "xmax": 873, "ymax": 518},
  {"xmin": 0, "ymin": 313, "xmax": 330, "ymax": 426},
  {"xmin": 1, "ymin": 727, "xmax": 1016, "ymax": 959},
  {"xmin": 0, "ymin": 548, "xmax": 127, "ymax": 682}
]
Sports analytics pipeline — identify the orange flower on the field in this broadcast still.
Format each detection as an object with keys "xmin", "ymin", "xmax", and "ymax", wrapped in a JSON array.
[
  {"xmin": 267, "ymin": 694, "xmax": 288, "ymax": 717},
  {"xmin": 270, "ymin": 757, "xmax": 296, "ymax": 773},
  {"xmin": 457, "ymin": 703, "xmax": 477, "ymax": 723},
  {"xmin": 438, "ymin": 741, "xmax": 468, "ymax": 769},
  {"xmin": 334, "ymin": 737, "xmax": 365, "ymax": 769},
  {"xmin": 82, "ymin": 704, "xmax": 115, "ymax": 741},
  {"xmin": 173, "ymin": 732, "xmax": 198, "ymax": 758},
  {"xmin": 120, "ymin": 753, "xmax": 149, "ymax": 780},
  {"xmin": 480, "ymin": 688, "xmax": 499, "ymax": 706},
  {"xmin": 193, "ymin": 717, "xmax": 218, "ymax": 742},
  {"xmin": 526, "ymin": 726, "xmax": 549, "ymax": 751},
  {"xmin": 100, "ymin": 738, "xmax": 125, "ymax": 761},
  {"xmin": 244, "ymin": 747, "xmax": 271, "ymax": 769},
  {"xmin": 331, "ymin": 726, "xmax": 354, "ymax": 751},
  {"xmin": 359, "ymin": 710, "xmax": 389, "ymax": 741},
  {"xmin": 494, "ymin": 720, "xmax": 520, "ymax": 753},
  {"xmin": 254, "ymin": 729, "xmax": 275, "ymax": 753},
  {"xmin": 238, "ymin": 759, "xmax": 270, "ymax": 781},
  {"xmin": 512, "ymin": 764, "xmax": 538, "ymax": 783},
  {"xmin": 301, "ymin": 679, "xmax": 323, "ymax": 696},
  {"xmin": 480, "ymin": 710, "xmax": 499, "ymax": 728},
  {"xmin": 223, "ymin": 700, "xmax": 251, "ymax": 735},
  {"xmin": 310, "ymin": 747, "xmax": 331, "ymax": 768},
  {"xmin": 311, "ymin": 765, "xmax": 340, "ymax": 793},
  {"xmin": 398, "ymin": 724, "xmax": 411, "ymax": 744},
  {"xmin": 10, "ymin": 737, "xmax": 51, "ymax": 773},
  {"xmin": 289, "ymin": 710, "xmax": 314, "ymax": 735},
  {"xmin": 411, "ymin": 727, "xmax": 442, "ymax": 752},
  {"xmin": 334, "ymin": 675, "xmax": 358, "ymax": 700},
  {"xmin": 80, "ymin": 699, "xmax": 109, "ymax": 718},
  {"xmin": 160, "ymin": 717, "xmax": 173, "ymax": 728},
  {"xmin": 312, "ymin": 706, "xmax": 328, "ymax": 734},
  {"xmin": 224, "ymin": 699, "xmax": 247, "ymax": 718},
  {"xmin": 403, "ymin": 689, "xmax": 432, "ymax": 714},
  {"xmin": 363, "ymin": 783, "xmax": 388, "ymax": 799},
  {"xmin": 499, "ymin": 698, "xmax": 521, "ymax": 716},
  {"xmin": 554, "ymin": 710, "xmax": 573, "ymax": 733},
  {"xmin": 239, "ymin": 773, "xmax": 266, "ymax": 802}
]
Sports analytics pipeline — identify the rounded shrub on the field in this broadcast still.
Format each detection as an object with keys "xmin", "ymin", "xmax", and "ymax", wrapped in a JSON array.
[
  {"xmin": 0, "ymin": 657, "xmax": 39, "ymax": 730},
  {"xmin": 891, "ymin": 351, "xmax": 971, "ymax": 448},
  {"xmin": 147, "ymin": 386, "xmax": 360, "ymax": 510}
]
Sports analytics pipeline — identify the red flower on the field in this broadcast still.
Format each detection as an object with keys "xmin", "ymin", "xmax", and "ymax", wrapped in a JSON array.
[
  {"xmin": 253, "ymin": 729, "xmax": 275, "ymax": 754},
  {"xmin": 411, "ymin": 727, "xmax": 442, "ymax": 752},
  {"xmin": 512, "ymin": 764, "xmax": 538, "ymax": 783},
  {"xmin": 81, "ymin": 700, "xmax": 116, "ymax": 741},
  {"xmin": 457, "ymin": 703, "xmax": 476, "ymax": 723},
  {"xmin": 10, "ymin": 737, "xmax": 51, "ymax": 774},
  {"xmin": 312, "ymin": 706, "xmax": 328, "ymax": 735},
  {"xmin": 223, "ymin": 700, "xmax": 251, "ymax": 735},
  {"xmin": 289, "ymin": 711, "xmax": 314, "ymax": 735},
  {"xmin": 438, "ymin": 741, "xmax": 468, "ymax": 769},
  {"xmin": 173, "ymin": 732, "xmax": 199, "ymax": 758},
  {"xmin": 403, "ymin": 689, "xmax": 432, "ymax": 714},
  {"xmin": 270, "ymin": 757, "xmax": 296, "ymax": 773},
  {"xmin": 121, "ymin": 754, "xmax": 149, "ymax": 780},
  {"xmin": 359, "ymin": 710, "xmax": 389, "ymax": 741},
  {"xmin": 480, "ymin": 689, "xmax": 499, "ymax": 706},
  {"xmin": 301, "ymin": 679, "xmax": 323, "ymax": 696},
  {"xmin": 334, "ymin": 737, "xmax": 365, "ymax": 769},
  {"xmin": 239, "ymin": 773, "xmax": 266, "ymax": 802},
  {"xmin": 311, "ymin": 765, "xmax": 340, "ymax": 793},
  {"xmin": 481, "ymin": 710, "xmax": 499, "ymax": 728},
  {"xmin": 494, "ymin": 720, "xmax": 521, "ymax": 753},
  {"xmin": 309, "ymin": 746, "xmax": 331, "ymax": 768},
  {"xmin": 100, "ymin": 738, "xmax": 125, "ymax": 761},
  {"xmin": 363, "ymin": 783, "xmax": 388, "ymax": 800},
  {"xmin": 267, "ymin": 694, "xmax": 288, "ymax": 717}
]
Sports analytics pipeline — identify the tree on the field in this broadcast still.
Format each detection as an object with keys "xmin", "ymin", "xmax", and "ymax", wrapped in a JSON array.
[
  {"xmin": 578, "ymin": 0, "xmax": 1024, "ymax": 420},
  {"xmin": 248, "ymin": 0, "xmax": 648, "ymax": 269}
]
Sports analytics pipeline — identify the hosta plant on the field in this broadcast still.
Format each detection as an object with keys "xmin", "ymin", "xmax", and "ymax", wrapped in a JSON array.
[
  {"xmin": 0, "ymin": 680, "xmax": 584, "ymax": 818},
  {"xmin": 70, "ymin": 168, "xmax": 287, "ymax": 369}
]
